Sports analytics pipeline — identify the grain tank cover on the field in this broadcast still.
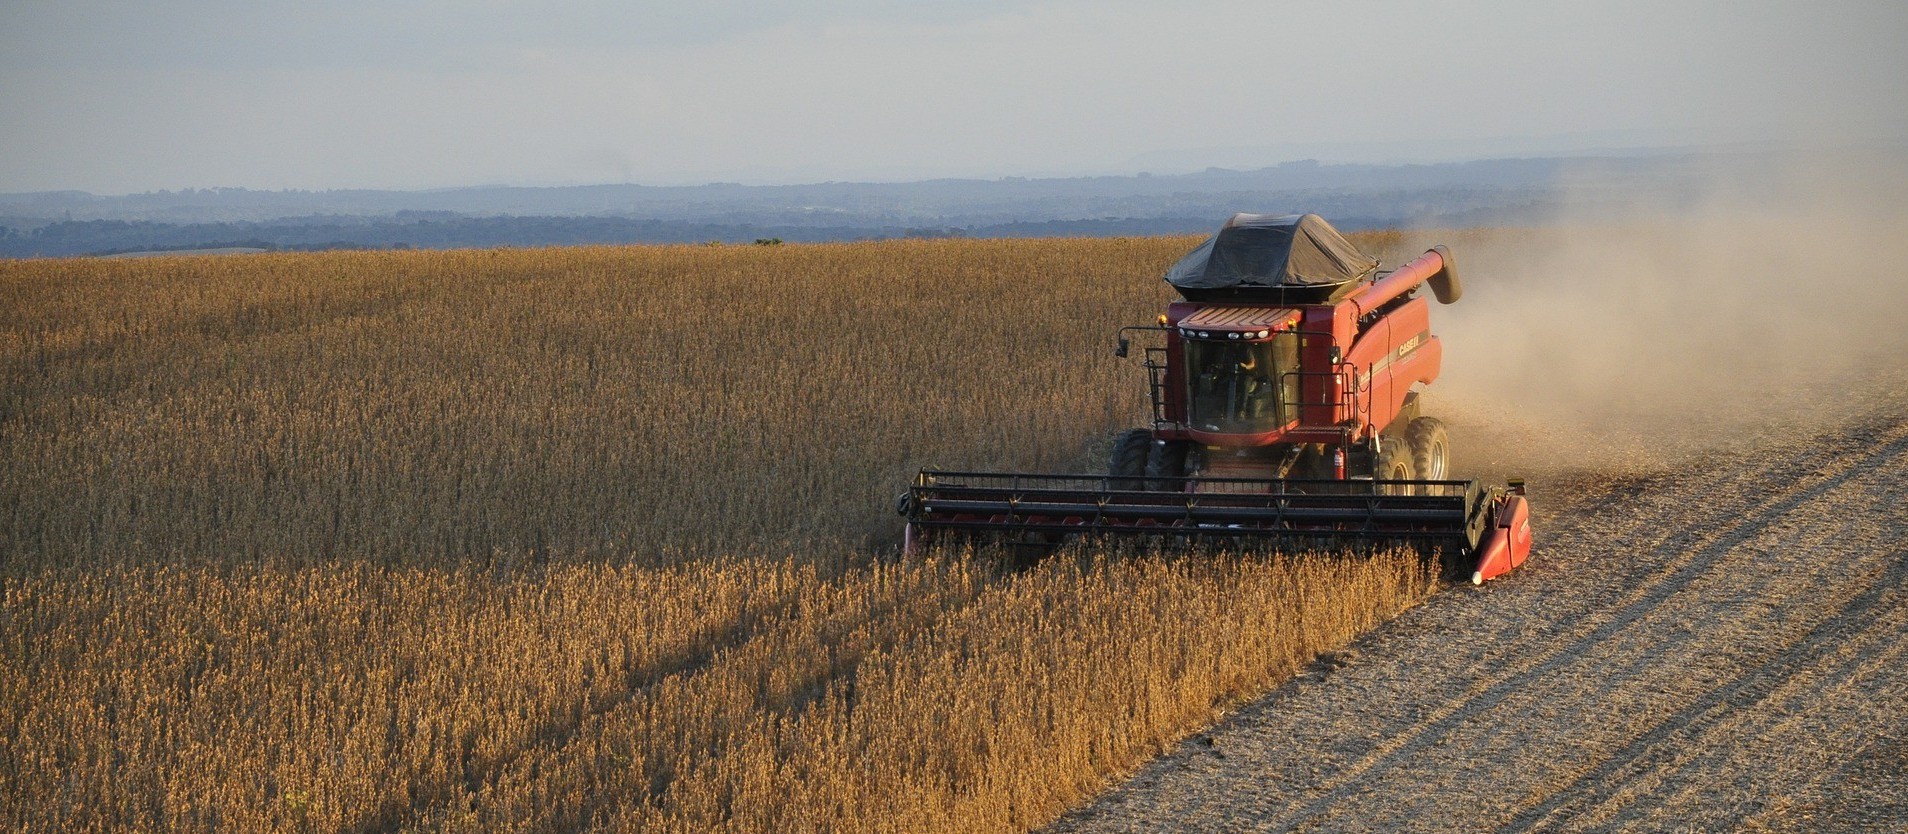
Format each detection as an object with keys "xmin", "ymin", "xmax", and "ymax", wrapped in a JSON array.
[{"xmin": 1165, "ymin": 213, "xmax": 1380, "ymax": 303}]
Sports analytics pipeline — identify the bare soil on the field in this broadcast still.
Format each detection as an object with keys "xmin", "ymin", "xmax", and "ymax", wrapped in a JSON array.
[{"xmin": 1047, "ymin": 393, "xmax": 1908, "ymax": 833}]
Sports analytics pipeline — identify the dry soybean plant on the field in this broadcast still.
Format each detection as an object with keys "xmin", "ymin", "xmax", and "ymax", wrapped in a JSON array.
[{"xmin": 2, "ymin": 234, "xmax": 1432, "ymax": 833}]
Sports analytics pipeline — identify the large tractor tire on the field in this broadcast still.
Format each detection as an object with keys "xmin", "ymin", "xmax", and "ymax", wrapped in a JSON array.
[
  {"xmin": 1405, "ymin": 417, "xmax": 1450, "ymax": 481},
  {"xmin": 1108, "ymin": 429, "xmax": 1152, "ymax": 490},
  {"xmin": 1373, "ymin": 439, "xmax": 1416, "ymax": 495},
  {"xmin": 1146, "ymin": 440, "xmax": 1192, "ymax": 491}
]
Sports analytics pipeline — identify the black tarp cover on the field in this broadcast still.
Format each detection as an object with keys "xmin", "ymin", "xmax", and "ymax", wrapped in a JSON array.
[{"xmin": 1164, "ymin": 213, "xmax": 1378, "ymax": 301}]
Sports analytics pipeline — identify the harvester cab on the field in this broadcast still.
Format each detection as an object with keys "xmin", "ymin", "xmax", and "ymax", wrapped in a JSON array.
[{"xmin": 900, "ymin": 213, "xmax": 1532, "ymax": 584}]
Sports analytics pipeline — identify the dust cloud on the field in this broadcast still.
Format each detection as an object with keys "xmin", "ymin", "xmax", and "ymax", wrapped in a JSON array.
[{"xmin": 1406, "ymin": 150, "xmax": 1908, "ymax": 481}]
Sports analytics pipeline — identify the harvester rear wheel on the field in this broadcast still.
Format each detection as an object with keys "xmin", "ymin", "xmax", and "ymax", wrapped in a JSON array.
[
  {"xmin": 1146, "ymin": 440, "xmax": 1191, "ymax": 490},
  {"xmin": 1108, "ymin": 429, "xmax": 1152, "ymax": 490},
  {"xmin": 1374, "ymin": 441, "xmax": 1416, "ymax": 495},
  {"xmin": 1406, "ymin": 417, "xmax": 1450, "ymax": 481}
]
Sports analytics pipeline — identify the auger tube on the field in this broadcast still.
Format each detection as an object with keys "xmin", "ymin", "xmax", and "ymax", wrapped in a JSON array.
[{"xmin": 1347, "ymin": 246, "xmax": 1461, "ymax": 316}]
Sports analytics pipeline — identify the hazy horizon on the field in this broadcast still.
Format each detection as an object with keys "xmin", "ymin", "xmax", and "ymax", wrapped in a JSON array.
[
  {"xmin": 0, "ymin": 139, "xmax": 1809, "ymax": 199},
  {"xmin": 4, "ymin": 1, "xmax": 1904, "ymax": 195}
]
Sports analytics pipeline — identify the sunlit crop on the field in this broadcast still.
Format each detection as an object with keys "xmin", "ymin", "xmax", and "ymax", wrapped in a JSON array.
[{"xmin": 2, "ymin": 236, "xmax": 1428, "ymax": 833}]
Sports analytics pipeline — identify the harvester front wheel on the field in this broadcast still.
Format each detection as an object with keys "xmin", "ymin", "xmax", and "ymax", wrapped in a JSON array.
[
  {"xmin": 1374, "ymin": 441, "xmax": 1416, "ymax": 495},
  {"xmin": 1108, "ymin": 429, "xmax": 1152, "ymax": 490},
  {"xmin": 1146, "ymin": 440, "xmax": 1191, "ymax": 490},
  {"xmin": 1406, "ymin": 417, "xmax": 1450, "ymax": 481}
]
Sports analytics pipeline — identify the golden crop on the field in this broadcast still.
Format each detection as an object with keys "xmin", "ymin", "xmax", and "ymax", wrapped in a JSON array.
[{"xmin": 3, "ymin": 235, "xmax": 1430, "ymax": 833}]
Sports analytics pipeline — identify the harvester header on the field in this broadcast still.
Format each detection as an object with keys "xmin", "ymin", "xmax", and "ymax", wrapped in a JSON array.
[{"xmin": 901, "ymin": 213, "xmax": 1532, "ymax": 584}]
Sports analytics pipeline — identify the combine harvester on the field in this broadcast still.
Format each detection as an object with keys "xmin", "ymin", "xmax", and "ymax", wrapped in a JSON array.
[{"xmin": 898, "ymin": 214, "xmax": 1532, "ymax": 584}]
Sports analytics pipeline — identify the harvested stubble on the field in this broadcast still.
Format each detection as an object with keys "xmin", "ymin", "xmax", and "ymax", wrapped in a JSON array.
[{"xmin": 2, "ymin": 236, "xmax": 1430, "ymax": 833}]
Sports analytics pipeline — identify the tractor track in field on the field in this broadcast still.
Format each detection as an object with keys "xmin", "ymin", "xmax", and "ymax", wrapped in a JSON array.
[{"xmin": 1046, "ymin": 395, "xmax": 1908, "ymax": 833}]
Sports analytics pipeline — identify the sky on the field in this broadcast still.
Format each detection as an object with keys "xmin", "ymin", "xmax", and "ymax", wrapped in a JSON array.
[{"xmin": 2, "ymin": 0, "xmax": 1904, "ymax": 194}]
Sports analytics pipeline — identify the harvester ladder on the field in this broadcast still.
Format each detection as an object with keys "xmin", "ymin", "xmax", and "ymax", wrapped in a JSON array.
[{"xmin": 1143, "ymin": 346, "xmax": 1176, "ymax": 430}]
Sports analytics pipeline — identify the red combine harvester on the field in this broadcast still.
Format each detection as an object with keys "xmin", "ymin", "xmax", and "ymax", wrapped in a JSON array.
[{"xmin": 899, "ymin": 213, "xmax": 1532, "ymax": 584}]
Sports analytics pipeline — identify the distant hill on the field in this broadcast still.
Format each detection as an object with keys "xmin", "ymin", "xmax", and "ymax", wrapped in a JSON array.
[{"xmin": 0, "ymin": 149, "xmax": 1802, "ymax": 258}]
